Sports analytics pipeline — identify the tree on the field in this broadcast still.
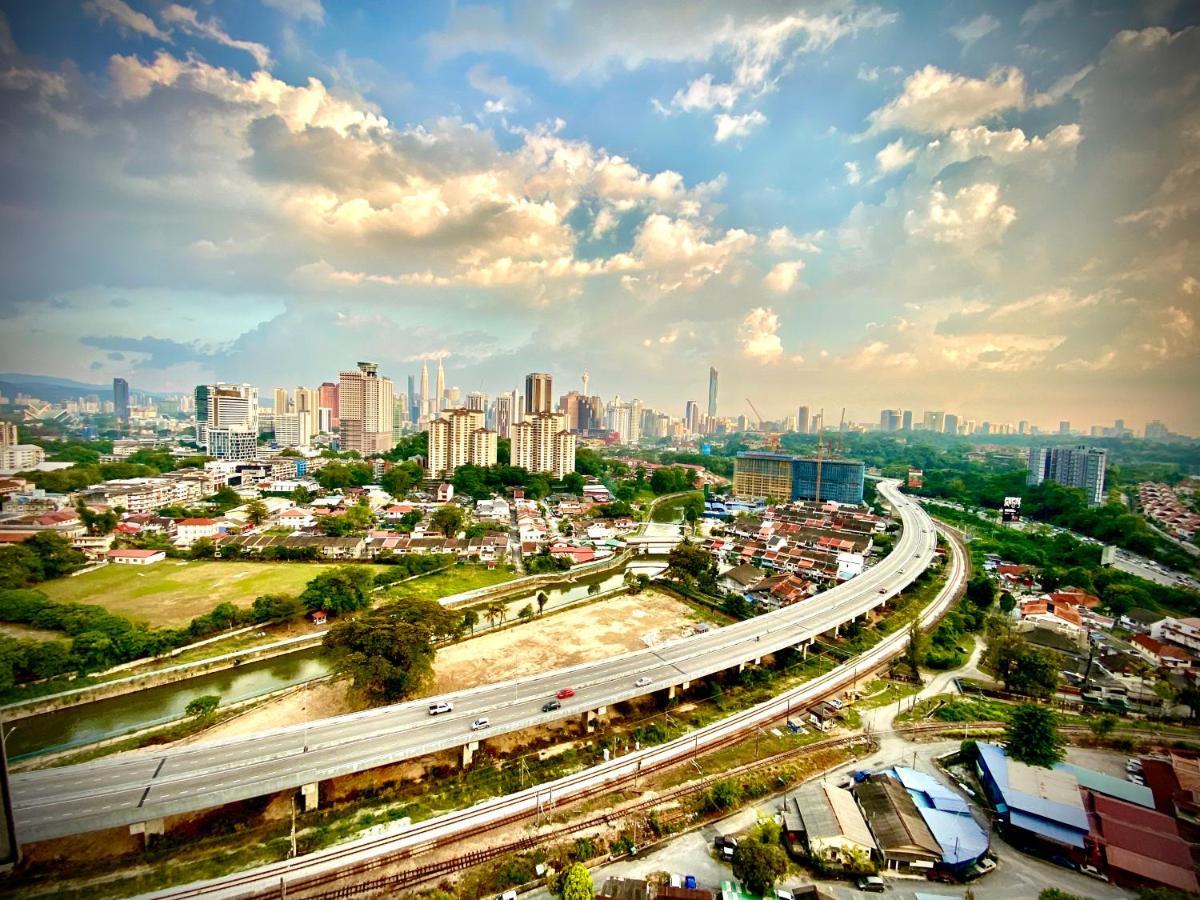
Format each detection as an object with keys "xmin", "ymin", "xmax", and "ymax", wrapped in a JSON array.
[
  {"xmin": 904, "ymin": 619, "xmax": 925, "ymax": 677},
  {"xmin": 23, "ymin": 532, "xmax": 87, "ymax": 580},
  {"xmin": 485, "ymin": 602, "xmax": 506, "ymax": 628},
  {"xmin": 731, "ymin": 835, "xmax": 788, "ymax": 896},
  {"xmin": 999, "ymin": 591, "xmax": 1016, "ymax": 614},
  {"xmin": 430, "ymin": 504, "xmax": 464, "ymax": 537},
  {"xmin": 189, "ymin": 537, "xmax": 216, "ymax": 559},
  {"xmin": 987, "ymin": 630, "xmax": 1060, "ymax": 698},
  {"xmin": 290, "ymin": 485, "xmax": 315, "ymax": 505},
  {"xmin": 1005, "ymin": 703, "xmax": 1065, "ymax": 768},
  {"xmin": 966, "ymin": 575, "xmax": 995, "ymax": 611},
  {"xmin": 518, "ymin": 603, "xmax": 535, "ymax": 621},
  {"xmin": 381, "ymin": 461, "xmax": 422, "ymax": 499},
  {"xmin": 250, "ymin": 593, "xmax": 302, "ymax": 623},
  {"xmin": 1088, "ymin": 714, "xmax": 1118, "ymax": 739},
  {"xmin": 666, "ymin": 540, "xmax": 717, "ymax": 588},
  {"xmin": 323, "ymin": 598, "xmax": 461, "ymax": 703},
  {"xmin": 553, "ymin": 862, "xmax": 594, "ymax": 900},
  {"xmin": 1038, "ymin": 891, "xmax": 1086, "ymax": 900},
  {"xmin": 587, "ymin": 581, "xmax": 600, "ymax": 596},
  {"xmin": 245, "ymin": 499, "xmax": 269, "ymax": 527},
  {"xmin": 536, "ymin": 591, "xmax": 548, "ymax": 615},
  {"xmin": 300, "ymin": 565, "xmax": 375, "ymax": 615},
  {"xmin": 462, "ymin": 608, "xmax": 479, "ymax": 635},
  {"xmin": 185, "ymin": 694, "xmax": 221, "ymax": 719}
]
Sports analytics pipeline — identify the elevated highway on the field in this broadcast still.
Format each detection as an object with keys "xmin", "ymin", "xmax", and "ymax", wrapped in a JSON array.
[{"xmin": 12, "ymin": 480, "xmax": 937, "ymax": 845}]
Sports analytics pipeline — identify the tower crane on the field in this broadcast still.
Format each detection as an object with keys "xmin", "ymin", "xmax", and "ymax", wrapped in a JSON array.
[{"xmin": 745, "ymin": 398, "xmax": 782, "ymax": 450}]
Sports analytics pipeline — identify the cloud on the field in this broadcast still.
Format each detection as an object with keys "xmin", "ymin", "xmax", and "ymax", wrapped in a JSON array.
[
  {"xmin": 868, "ymin": 64, "xmax": 1027, "ymax": 134},
  {"xmin": 630, "ymin": 214, "xmax": 755, "ymax": 293},
  {"xmin": 844, "ymin": 161, "xmax": 861, "ymax": 185},
  {"xmin": 739, "ymin": 307, "xmax": 783, "ymax": 362},
  {"xmin": 81, "ymin": 334, "xmax": 215, "ymax": 368},
  {"xmin": 766, "ymin": 227, "xmax": 822, "ymax": 255},
  {"xmin": 875, "ymin": 138, "xmax": 917, "ymax": 173},
  {"xmin": 950, "ymin": 14, "xmax": 1000, "ymax": 48},
  {"xmin": 763, "ymin": 260, "xmax": 805, "ymax": 293},
  {"xmin": 904, "ymin": 182, "xmax": 1017, "ymax": 247},
  {"xmin": 160, "ymin": 5, "xmax": 272, "ymax": 69},
  {"xmin": 1020, "ymin": 0, "xmax": 1072, "ymax": 28},
  {"xmin": 669, "ymin": 73, "xmax": 739, "ymax": 112},
  {"xmin": 918, "ymin": 123, "xmax": 1081, "ymax": 177},
  {"xmin": 260, "ymin": 0, "xmax": 325, "ymax": 25},
  {"xmin": 714, "ymin": 110, "xmax": 766, "ymax": 143},
  {"xmin": 83, "ymin": 0, "xmax": 171, "ymax": 42},
  {"xmin": 467, "ymin": 63, "xmax": 526, "ymax": 111}
]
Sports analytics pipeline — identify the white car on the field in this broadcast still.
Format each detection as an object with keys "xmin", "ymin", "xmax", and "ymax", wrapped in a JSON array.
[
  {"xmin": 471, "ymin": 717, "xmax": 490, "ymax": 731},
  {"xmin": 634, "ymin": 676, "xmax": 652, "ymax": 688},
  {"xmin": 428, "ymin": 700, "xmax": 454, "ymax": 716}
]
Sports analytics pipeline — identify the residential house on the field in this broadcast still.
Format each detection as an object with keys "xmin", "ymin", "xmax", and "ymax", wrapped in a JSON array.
[{"xmin": 107, "ymin": 548, "xmax": 166, "ymax": 565}]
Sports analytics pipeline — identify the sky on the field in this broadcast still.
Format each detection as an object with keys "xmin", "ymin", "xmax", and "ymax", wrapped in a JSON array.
[{"xmin": 0, "ymin": 1, "xmax": 1197, "ymax": 433}]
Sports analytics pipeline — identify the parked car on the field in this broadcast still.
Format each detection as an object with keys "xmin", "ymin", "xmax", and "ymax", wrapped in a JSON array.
[
  {"xmin": 775, "ymin": 890, "xmax": 794, "ymax": 900},
  {"xmin": 1126, "ymin": 758, "xmax": 1143, "ymax": 773},
  {"xmin": 556, "ymin": 687, "xmax": 576, "ymax": 699},
  {"xmin": 1080, "ymin": 863, "xmax": 1106, "ymax": 880},
  {"xmin": 634, "ymin": 676, "xmax": 652, "ymax": 688},
  {"xmin": 470, "ymin": 717, "xmax": 490, "ymax": 731},
  {"xmin": 827, "ymin": 698, "xmax": 843, "ymax": 710},
  {"xmin": 856, "ymin": 875, "xmax": 886, "ymax": 893},
  {"xmin": 1128, "ymin": 773, "xmax": 1146, "ymax": 786},
  {"xmin": 714, "ymin": 835, "xmax": 738, "ymax": 859},
  {"xmin": 541, "ymin": 699, "xmax": 561, "ymax": 712},
  {"xmin": 428, "ymin": 700, "xmax": 454, "ymax": 716}
]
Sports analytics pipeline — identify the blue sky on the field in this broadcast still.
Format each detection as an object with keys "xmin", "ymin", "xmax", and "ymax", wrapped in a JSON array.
[{"xmin": 0, "ymin": 0, "xmax": 1197, "ymax": 432}]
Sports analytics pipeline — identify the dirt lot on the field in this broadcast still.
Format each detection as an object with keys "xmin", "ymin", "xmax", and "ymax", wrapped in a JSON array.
[{"xmin": 156, "ymin": 589, "xmax": 710, "ymax": 748}]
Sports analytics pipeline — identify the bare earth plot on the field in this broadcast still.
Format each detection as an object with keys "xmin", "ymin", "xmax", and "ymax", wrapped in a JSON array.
[{"xmin": 37, "ymin": 561, "xmax": 391, "ymax": 628}]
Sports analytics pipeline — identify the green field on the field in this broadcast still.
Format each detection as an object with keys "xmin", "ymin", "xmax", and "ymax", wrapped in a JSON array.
[
  {"xmin": 387, "ymin": 565, "xmax": 517, "ymax": 602},
  {"xmin": 650, "ymin": 491, "xmax": 703, "ymax": 523},
  {"xmin": 39, "ymin": 561, "xmax": 391, "ymax": 628}
]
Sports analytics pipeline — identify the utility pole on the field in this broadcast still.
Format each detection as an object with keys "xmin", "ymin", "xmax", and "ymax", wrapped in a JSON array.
[{"xmin": 0, "ymin": 718, "xmax": 19, "ymax": 870}]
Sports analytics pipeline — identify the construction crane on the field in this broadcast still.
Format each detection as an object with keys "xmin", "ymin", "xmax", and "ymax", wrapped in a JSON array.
[
  {"xmin": 815, "ymin": 407, "xmax": 824, "ymax": 503},
  {"xmin": 745, "ymin": 397, "xmax": 767, "ymax": 430},
  {"xmin": 836, "ymin": 407, "xmax": 846, "ymax": 457},
  {"xmin": 744, "ymin": 398, "xmax": 783, "ymax": 450}
]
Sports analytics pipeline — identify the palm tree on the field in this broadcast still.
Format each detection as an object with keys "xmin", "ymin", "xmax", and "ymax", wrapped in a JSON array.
[
  {"xmin": 536, "ymin": 591, "xmax": 549, "ymax": 615},
  {"xmin": 485, "ymin": 602, "xmax": 506, "ymax": 629}
]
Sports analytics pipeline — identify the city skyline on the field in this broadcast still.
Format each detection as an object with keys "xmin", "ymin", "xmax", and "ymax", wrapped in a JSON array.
[{"xmin": 0, "ymin": 3, "xmax": 1197, "ymax": 430}]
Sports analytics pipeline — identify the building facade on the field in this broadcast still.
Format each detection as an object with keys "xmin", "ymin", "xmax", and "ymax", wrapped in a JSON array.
[
  {"xmin": 338, "ymin": 362, "xmax": 395, "ymax": 455},
  {"xmin": 272, "ymin": 412, "xmax": 310, "ymax": 448},
  {"xmin": 512, "ymin": 411, "xmax": 575, "ymax": 477},
  {"xmin": 733, "ymin": 452, "xmax": 865, "ymax": 504},
  {"xmin": 707, "ymin": 366, "xmax": 718, "ymax": 419},
  {"xmin": 426, "ymin": 407, "xmax": 496, "ymax": 477},
  {"xmin": 113, "ymin": 377, "xmax": 130, "ymax": 422},
  {"xmin": 524, "ymin": 372, "xmax": 553, "ymax": 415},
  {"xmin": 1027, "ymin": 444, "xmax": 1107, "ymax": 506}
]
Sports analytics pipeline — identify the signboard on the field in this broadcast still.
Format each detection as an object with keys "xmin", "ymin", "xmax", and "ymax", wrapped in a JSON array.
[
  {"xmin": 907, "ymin": 468, "xmax": 923, "ymax": 488},
  {"xmin": 701, "ymin": 443, "xmax": 712, "ymax": 455},
  {"xmin": 1001, "ymin": 496, "xmax": 1022, "ymax": 523}
]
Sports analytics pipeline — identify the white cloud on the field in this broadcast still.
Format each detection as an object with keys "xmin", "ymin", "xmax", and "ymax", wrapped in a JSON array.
[
  {"xmin": 261, "ymin": 0, "xmax": 325, "ymax": 25},
  {"xmin": 950, "ymin": 14, "xmax": 1000, "ymax": 48},
  {"xmin": 739, "ymin": 307, "xmax": 783, "ymax": 362},
  {"xmin": 631, "ymin": 214, "xmax": 756, "ymax": 292},
  {"xmin": 713, "ymin": 110, "xmax": 767, "ymax": 143},
  {"xmin": 919, "ymin": 123, "xmax": 1082, "ymax": 177},
  {"xmin": 763, "ymin": 260, "xmax": 805, "ymax": 292},
  {"xmin": 1020, "ymin": 0, "xmax": 1072, "ymax": 28},
  {"xmin": 670, "ymin": 73, "xmax": 739, "ymax": 111},
  {"xmin": 84, "ymin": 0, "xmax": 171, "ymax": 41},
  {"xmin": 160, "ymin": 5, "xmax": 272, "ymax": 69},
  {"xmin": 869, "ymin": 64, "xmax": 1027, "ymax": 134},
  {"xmin": 766, "ymin": 227, "xmax": 822, "ymax": 254},
  {"xmin": 467, "ymin": 63, "xmax": 526, "ymax": 110},
  {"xmin": 844, "ymin": 161, "xmax": 862, "ymax": 185},
  {"xmin": 875, "ymin": 138, "xmax": 917, "ymax": 173},
  {"xmin": 904, "ymin": 182, "xmax": 1017, "ymax": 247}
]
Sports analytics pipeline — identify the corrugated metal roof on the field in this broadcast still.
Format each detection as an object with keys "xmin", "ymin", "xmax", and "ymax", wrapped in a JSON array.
[
  {"xmin": 885, "ymin": 767, "xmax": 987, "ymax": 866},
  {"xmin": 1009, "ymin": 810, "xmax": 1086, "ymax": 848},
  {"xmin": 1061, "ymin": 764, "xmax": 1154, "ymax": 808},
  {"xmin": 855, "ymin": 777, "xmax": 941, "ymax": 859},
  {"xmin": 976, "ymin": 743, "xmax": 1089, "ymax": 837},
  {"xmin": 1105, "ymin": 846, "xmax": 1200, "ymax": 894}
]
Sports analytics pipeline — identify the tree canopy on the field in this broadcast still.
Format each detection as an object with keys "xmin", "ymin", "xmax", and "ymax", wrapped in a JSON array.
[
  {"xmin": 1005, "ymin": 703, "xmax": 1065, "ymax": 768},
  {"xmin": 300, "ymin": 565, "xmax": 375, "ymax": 615}
]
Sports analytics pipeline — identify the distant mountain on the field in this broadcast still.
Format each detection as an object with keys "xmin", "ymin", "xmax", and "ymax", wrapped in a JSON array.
[{"xmin": 0, "ymin": 373, "xmax": 173, "ymax": 404}]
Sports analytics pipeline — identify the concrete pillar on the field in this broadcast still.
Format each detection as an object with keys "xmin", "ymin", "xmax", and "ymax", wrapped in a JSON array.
[
  {"xmin": 737, "ymin": 662, "xmax": 746, "ymax": 674},
  {"xmin": 668, "ymin": 685, "xmax": 677, "ymax": 701},
  {"xmin": 130, "ymin": 818, "xmax": 165, "ymax": 846},
  {"xmin": 801, "ymin": 641, "xmax": 809, "ymax": 659},
  {"xmin": 681, "ymin": 681, "xmax": 690, "ymax": 691},
  {"xmin": 581, "ymin": 708, "xmax": 607, "ymax": 734},
  {"xmin": 461, "ymin": 741, "xmax": 479, "ymax": 768},
  {"xmin": 301, "ymin": 782, "xmax": 319, "ymax": 812},
  {"xmin": 753, "ymin": 657, "xmax": 762, "ymax": 666}
]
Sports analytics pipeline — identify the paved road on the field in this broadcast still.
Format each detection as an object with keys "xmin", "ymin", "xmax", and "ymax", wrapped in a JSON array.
[{"xmin": 13, "ymin": 481, "xmax": 936, "ymax": 844}]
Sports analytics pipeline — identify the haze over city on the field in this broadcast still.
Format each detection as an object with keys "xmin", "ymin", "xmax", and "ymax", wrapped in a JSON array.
[{"xmin": 1, "ymin": 1, "xmax": 1197, "ymax": 430}]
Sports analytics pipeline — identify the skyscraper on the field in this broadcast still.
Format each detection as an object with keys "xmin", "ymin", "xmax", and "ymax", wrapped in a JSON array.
[
  {"xmin": 272, "ymin": 387, "xmax": 290, "ymax": 413},
  {"xmin": 797, "ymin": 405, "xmax": 810, "ymax": 435},
  {"xmin": 707, "ymin": 366, "xmax": 718, "ymax": 419},
  {"xmin": 407, "ymin": 375, "xmax": 418, "ymax": 422},
  {"xmin": 113, "ymin": 377, "xmax": 129, "ymax": 422},
  {"xmin": 419, "ymin": 363, "xmax": 430, "ymax": 418},
  {"xmin": 525, "ymin": 372, "xmax": 553, "ymax": 415},
  {"xmin": 427, "ymin": 408, "xmax": 496, "ymax": 477},
  {"xmin": 558, "ymin": 391, "xmax": 586, "ymax": 431},
  {"xmin": 685, "ymin": 400, "xmax": 700, "ymax": 434},
  {"xmin": 1027, "ymin": 444, "xmax": 1107, "ymax": 506},
  {"xmin": 338, "ymin": 361, "xmax": 395, "ymax": 455},
  {"xmin": 495, "ymin": 393, "xmax": 514, "ymax": 438},
  {"xmin": 294, "ymin": 386, "xmax": 319, "ymax": 440},
  {"xmin": 319, "ymin": 382, "xmax": 339, "ymax": 429},
  {"xmin": 901, "ymin": 410, "xmax": 912, "ymax": 431},
  {"xmin": 466, "ymin": 391, "xmax": 487, "ymax": 411},
  {"xmin": 879, "ymin": 409, "xmax": 901, "ymax": 432},
  {"xmin": 434, "ymin": 358, "xmax": 445, "ymax": 413},
  {"xmin": 512, "ymin": 411, "xmax": 575, "ymax": 477},
  {"xmin": 1059, "ymin": 420, "xmax": 1071, "ymax": 435},
  {"xmin": 198, "ymin": 383, "xmax": 258, "ymax": 459},
  {"xmin": 943, "ymin": 413, "xmax": 959, "ymax": 435}
]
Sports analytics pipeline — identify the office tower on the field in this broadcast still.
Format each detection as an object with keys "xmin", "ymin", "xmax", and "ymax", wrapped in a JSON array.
[
  {"xmin": 338, "ymin": 361, "xmax": 395, "ymax": 455},
  {"xmin": 406, "ymin": 375, "xmax": 418, "ymax": 422},
  {"xmin": 494, "ymin": 393, "xmax": 514, "ymax": 439},
  {"xmin": 582, "ymin": 371, "xmax": 590, "ymax": 397},
  {"xmin": 318, "ymin": 408, "xmax": 333, "ymax": 434},
  {"xmin": 113, "ymin": 378, "xmax": 129, "ymax": 422},
  {"xmin": 606, "ymin": 396, "xmax": 641, "ymax": 444},
  {"xmin": 465, "ymin": 391, "xmax": 486, "ymax": 412},
  {"xmin": 419, "ymin": 364, "xmax": 430, "ymax": 418},
  {"xmin": 922, "ymin": 410, "xmax": 944, "ymax": 433},
  {"xmin": 512, "ymin": 411, "xmax": 575, "ymax": 477},
  {"xmin": 198, "ymin": 383, "xmax": 258, "ymax": 459},
  {"xmin": 273, "ymin": 412, "xmax": 310, "ymax": 448},
  {"xmin": 194, "ymin": 385, "xmax": 210, "ymax": 431},
  {"xmin": 708, "ymin": 366, "xmax": 718, "ymax": 419},
  {"xmin": 559, "ymin": 391, "xmax": 586, "ymax": 431},
  {"xmin": 427, "ymin": 408, "xmax": 496, "ymax": 477},
  {"xmin": 272, "ymin": 388, "xmax": 290, "ymax": 413},
  {"xmin": 294, "ymin": 387, "xmax": 319, "ymax": 440},
  {"xmin": 879, "ymin": 409, "xmax": 901, "ymax": 432},
  {"xmin": 685, "ymin": 400, "xmax": 700, "ymax": 434},
  {"xmin": 392, "ymin": 397, "xmax": 407, "ymax": 441},
  {"xmin": 434, "ymin": 359, "xmax": 445, "ymax": 414},
  {"xmin": 1027, "ymin": 444, "xmax": 1107, "ymax": 506},
  {"xmin": 732, "ymin": 452, "xmax": 865, "ymax": 504},
  {"xmin": 1018, "ymin": 419, "xmax": 1029, "ymax": 435},
  {"xmin": 1145, "ymin": 420, "xmax": 1169, "ymax": 441},
  {"xmin": 525, "ymin": 372, "xmax": 553, "ymax": 415},
  {"xmin": 1059, "ymin": 420, "xmax": 1070, "ymax": 435},
  {"xmin": 317, "ymin": 382, "xmax": 338, "ymax": 429},
  {"xmin": 797, "ymin": 406, "xmax": 810, "ymax": 435},
  {"xmin": 943, "ymin": 413, "xmax": 959, "ymax": 436},
  {"xmin": 901, "ymin": 409, "xmax": 913, "ymax": 431}
]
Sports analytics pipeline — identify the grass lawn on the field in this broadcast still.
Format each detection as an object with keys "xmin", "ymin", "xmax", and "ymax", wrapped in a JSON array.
[
  {"xmin": 388, "ymin": 564, "xmax": 517, "ymax": 603},
  {"xmin": 38, "ymin": 561, "xmax": 391, "ymax": 628},
  {"xmin": 650, "ymin": 491, "xmax": 703, "ymax": 524}
]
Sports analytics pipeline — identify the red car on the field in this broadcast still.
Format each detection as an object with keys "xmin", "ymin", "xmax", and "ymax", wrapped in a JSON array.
[{"xmin": 556, "ymin": 687, "xmax": 575, "ymax": 699}]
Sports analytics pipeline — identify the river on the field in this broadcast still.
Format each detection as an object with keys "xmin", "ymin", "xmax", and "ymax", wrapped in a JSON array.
[{"xmin": 8, "ymin": 553, "xmax": 672, "ymax": 760}]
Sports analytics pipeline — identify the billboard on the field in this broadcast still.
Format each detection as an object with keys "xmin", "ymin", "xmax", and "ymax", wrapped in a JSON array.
[{"xmin": 1001, "ymin": 496, "xmax": 1022, "ymax": 523}]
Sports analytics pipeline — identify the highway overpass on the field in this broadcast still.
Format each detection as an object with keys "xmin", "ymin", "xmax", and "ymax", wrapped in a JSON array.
[{"xmin": 12, "ymin": 480, "xmax": 938, "ymax": 845}]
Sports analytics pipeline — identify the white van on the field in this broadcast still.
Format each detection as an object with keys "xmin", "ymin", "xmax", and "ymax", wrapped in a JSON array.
[{"xmin": 428, "ymin": 700, "xmax": 454, "ymax": 715}]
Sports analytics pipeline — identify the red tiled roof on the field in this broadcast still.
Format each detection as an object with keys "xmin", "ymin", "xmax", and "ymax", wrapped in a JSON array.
[{"xmin": 176, "ymin": 518, "xmax": 216, "ymax": 526}]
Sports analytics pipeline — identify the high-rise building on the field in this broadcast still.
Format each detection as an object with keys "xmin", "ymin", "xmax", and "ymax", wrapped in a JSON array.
[
  {"xmin": 512, "ymin": 411, "xmax": 575, "ymax": 477},
  {"xmin": 434, "ymin": 359, "xmax": 446, "ymax": 414},
  {"xmin": 113, "ymin": 378, "xmax": 129, "ymax": 422},
  {"xmin": 606, "ymin": 396, "xmax": 641, "ymax": 444},
  {"xmin": 685, "ymin": 400, "xmax": 700, "ymax": 434},
  {"xmin": 581, "ymin": 371, "xmax": 590, "ymax": 398},
  {"xmin": 338, "ymin": 362, "xmax": 395, "ymax": 455},
  {"xmin": 272, "ymin": 387, "xmax": 290, "ymax": 413},
  {"xmin": 392, "ymin": 397, "xmax": 407, "ymax": 441},
  {"xmin": 559, "ymin": 391, "xmax": 587, "ymax": 431},
  {"xmin": 1027, "ymin": 444, "xmax": 1107, "ymax": 506},
  {"xmin": 901, "ymin": 409, "xmax": 913, "ymax": 431},
  {"xmin": 1018, "ymin": 419, "xmax": 1029, "ymax": 435},
  {"xmin": 195, "ymin": 382, "xmax": 258, "ymax": 459},
  {"xmin": 1059, "ymin": 420, "xmax": 1071, "ymax": 435},
  {"xmin": 0, "ymin": 423, "xmax": 18, "ymax": 446},
  {"xmin": 797, "ymin": 405, "xmax": 810, "ymax": 435},
  {"xmin": 525, "ymin": 372, "xmax": 553, "ymax": 415},
  {"xmin": 294, "ymin": 387, "xmax": 319, "ymax": 440},
  {"xmin": 943, "ymin": 414, "xmax": 959, "ymax": 436},
  {"xmin": 427, "ymin": 407, "xmax": 496, "ymax": 477},
  {"xmin": 732, "ymin": 452, "xmax": 864, "ymax": 504},
  {"xmin": 1145, "ymin": 420, "xmax": 1169, "ymax": 441},
  {"xmin": 318, "ymin": 382, "xmax": 339, "ymax": 429},
  {"xmin": 879, "ymin": 409, "xmax": 901, "ymax": 432},
  {"xmin": 273, "ymin": 412, "xmax": 310, "ymax": 448},
  {"xmin": 922, "ymin": 410, "xmax": 944, "ymax": 433},
  {"xmin": 407, "ymin": 375, "xmax": 418, "ymax": 423},
  {"xmin": 419, "ymin": 364, "xmax": 430, "ymax": 418},
  {"xmin": 495, "ymin": 393, "xmax": 514, "ymax": 439},
  {"xmin": 707, "ymin": 366, "xmax": 718, "ymax": 419},
  {"xmin": 466, "ymin": 391, "xmax": 487, "ymax": 412}
]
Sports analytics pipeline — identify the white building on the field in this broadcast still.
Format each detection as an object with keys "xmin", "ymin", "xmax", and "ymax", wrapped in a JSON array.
[
  {"xmin": 175, "ymin": 517, "xmax": 218, "ymax": 546},
  {"xmin": 426, "ymin": 407, "xmax": 497, "ymax": 477},
  {"xmin": 0, "ymin": 443, "xmax": 46, "ymax": 471},
  {"xmin": 107, "ymin": 548, "xmax": 166, "ymax": 565},
  {"xmin": 338, "ymin": 362, "xmax": 395, "ymax": 455},
  {"xmin": 512, "ymin": 411, "xmax": 575, "ymax": 478},
  {"xmin": 606, "ymin": 396, "xmax": 642, "ymax": 445},
  {"xmin": 273, "ymin": 412, "xmax": 311, "ymax": 448}
]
